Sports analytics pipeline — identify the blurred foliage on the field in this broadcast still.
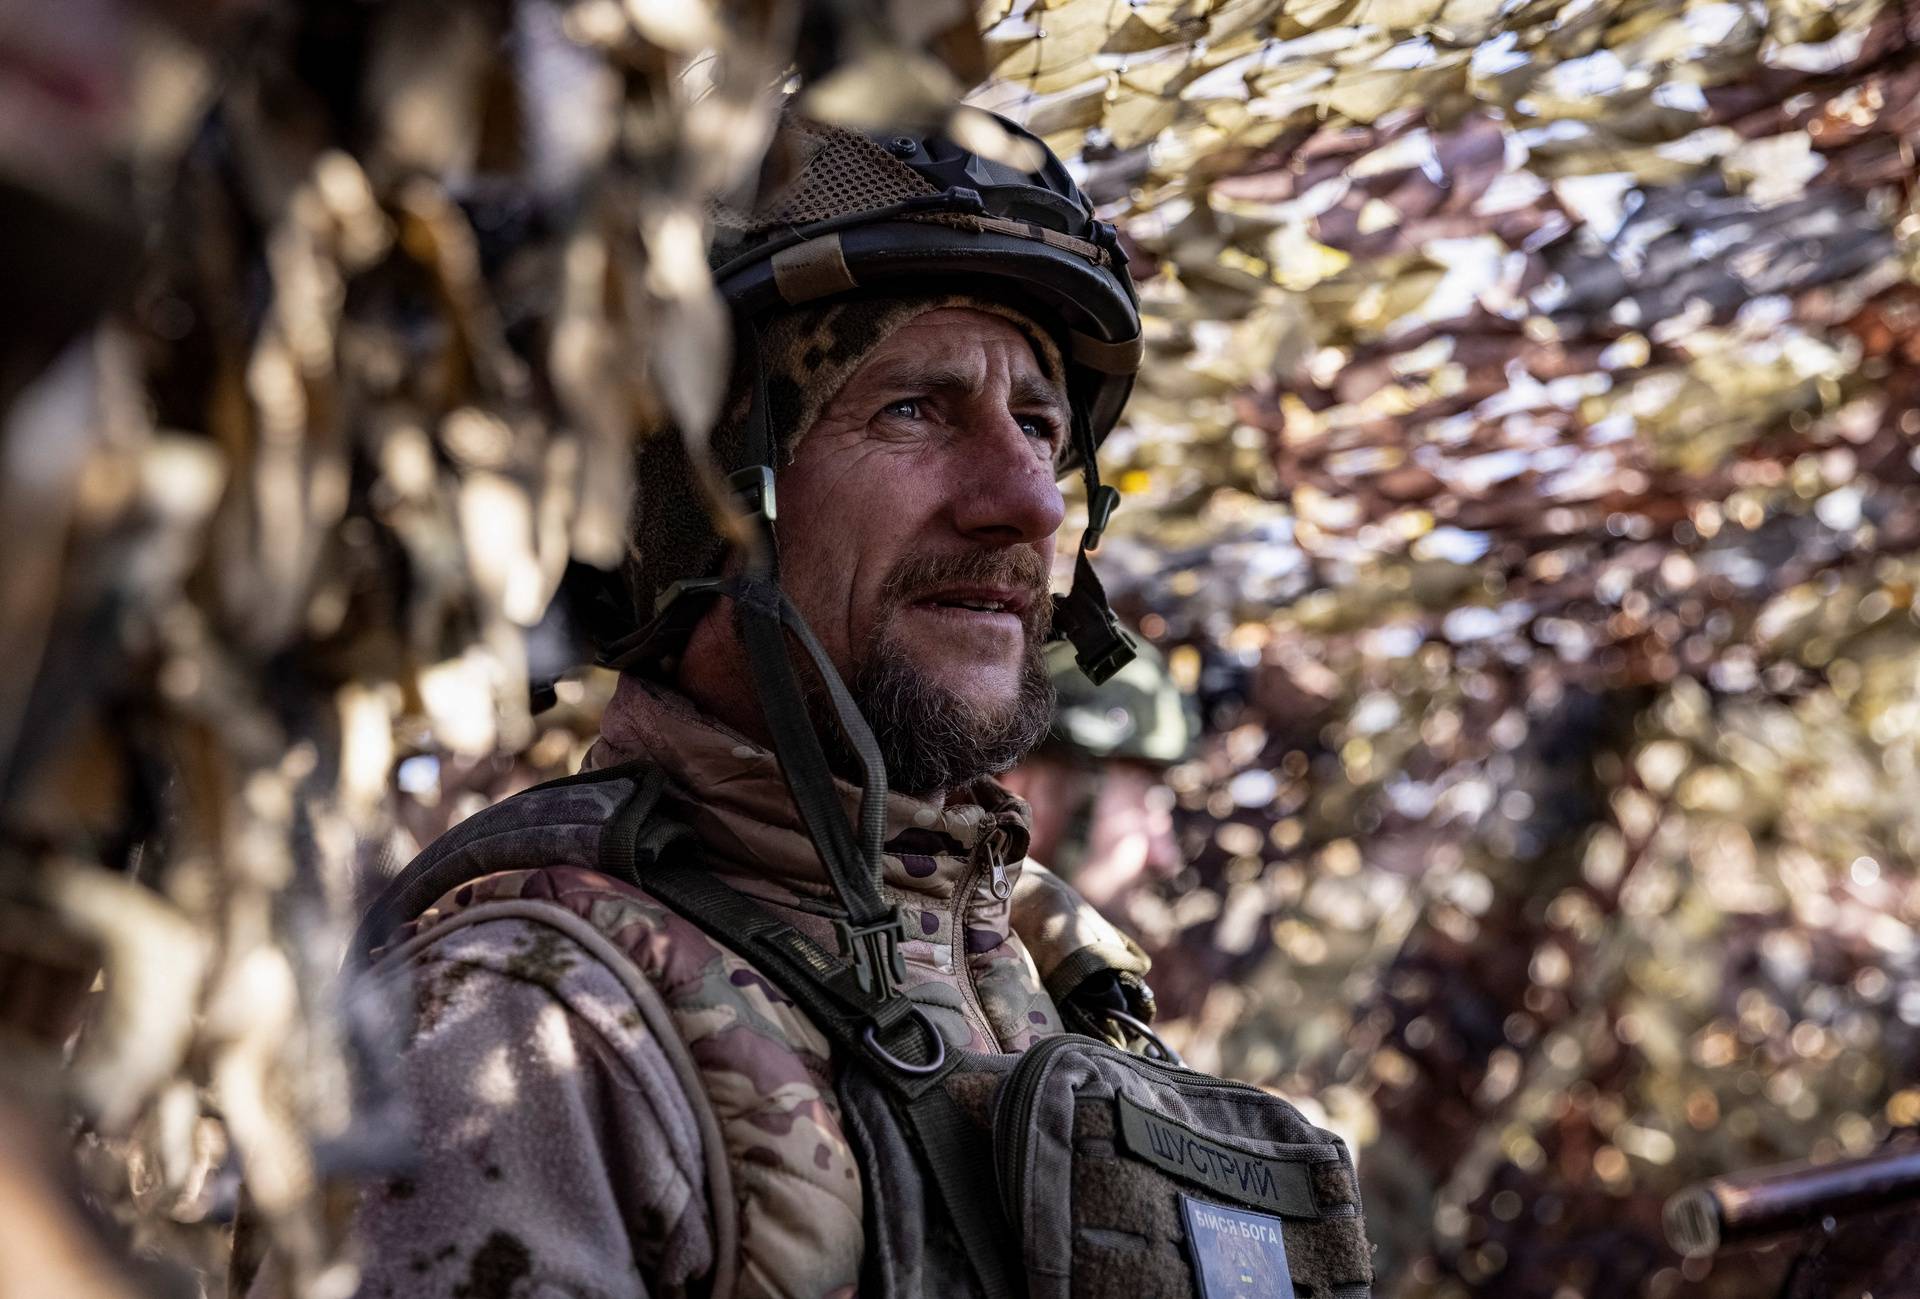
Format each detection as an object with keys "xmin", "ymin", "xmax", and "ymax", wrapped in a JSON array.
[
  {"xmin": 5, "ymin": 0, "xmax": 1920, "ymax": 1297},
  {"xmin": 0, "ymin": 1, "xmax": 984, "ymax": 1295}
]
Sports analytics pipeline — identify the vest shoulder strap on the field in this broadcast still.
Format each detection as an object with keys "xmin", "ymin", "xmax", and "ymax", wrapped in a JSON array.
[
  {"xmin": 348, "ymin": 758, "xmax": 663, "ymax": 969},
  {"xmin": 349, "ymin": 756, "xmax": 928, "ymax": 1076}
]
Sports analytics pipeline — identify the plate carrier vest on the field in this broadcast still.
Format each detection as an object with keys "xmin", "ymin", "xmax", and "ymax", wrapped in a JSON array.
[{"xmin": 354, "ymin": 760, "xmax": 1376, "ymax": 1299}]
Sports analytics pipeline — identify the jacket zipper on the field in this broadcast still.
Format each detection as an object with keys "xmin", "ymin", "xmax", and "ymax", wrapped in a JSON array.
[
  {"xmin": 986, "ymin": 831, "xmax": 1011, "ymax": 901},
  {"xmin": 951, "ymin": 826, "xmax": 1013, "ymax": 1050}
]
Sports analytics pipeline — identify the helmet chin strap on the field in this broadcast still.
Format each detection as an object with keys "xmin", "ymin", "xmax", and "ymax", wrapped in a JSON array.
[
  {"xmin": 1049, "ymin": 401, "xmax": 1138, "ymax": 686},
  {"xmin": 610, "ymin": 322, "xmax": 909, "ymax": 1000},
  {"xmin": 725, "ymin": 321, "xmax": 909, "ymax": 998}
]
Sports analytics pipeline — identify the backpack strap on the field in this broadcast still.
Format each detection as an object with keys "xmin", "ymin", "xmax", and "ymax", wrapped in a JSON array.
[
  {"xmin": 348, "ymin": 759, "xmax": 664, "ymax": 969},
  {"xmin": 639, "ymin": 853, "xmax": 1019, "ymax": 1299}
]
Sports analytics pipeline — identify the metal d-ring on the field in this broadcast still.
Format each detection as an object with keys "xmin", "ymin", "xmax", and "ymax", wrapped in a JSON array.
[
  {"xmin": 1107, "ymin": 1008, "xmax": 1186, "ymax": 1068},
  {"xmin": 863, "ymin": 1004, "xmax": 949, "ymax": 1076}
]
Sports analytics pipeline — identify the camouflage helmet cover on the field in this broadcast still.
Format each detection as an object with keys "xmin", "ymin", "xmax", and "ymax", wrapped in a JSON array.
[{"xmin": 709, "ymin": 110, "xmax": 1144, "ymax": 459}]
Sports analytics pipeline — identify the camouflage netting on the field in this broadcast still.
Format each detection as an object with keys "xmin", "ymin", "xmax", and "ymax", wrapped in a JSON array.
[
  {"xmin": 967, "ymin": 0, "xmax": 1920, "ymax": 1295},
  {"xmin": 5, "ymin": 0, "xmax": 1920, "ymax": 1296}
]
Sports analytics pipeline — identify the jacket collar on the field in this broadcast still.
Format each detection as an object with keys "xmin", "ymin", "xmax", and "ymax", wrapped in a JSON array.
[{"xmin": 583, "ymin": 672, "xmax": 1033, "ymax": 906}]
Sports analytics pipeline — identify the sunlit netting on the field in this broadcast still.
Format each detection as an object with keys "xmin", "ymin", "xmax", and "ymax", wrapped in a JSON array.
[{"xmin": 962, "ymin": 2, "xmax": 1920, "ymax": 1295}]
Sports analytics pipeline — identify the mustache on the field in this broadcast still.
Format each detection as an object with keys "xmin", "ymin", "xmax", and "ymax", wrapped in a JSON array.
[{"xmin": 877, "ymin": 548, "xmax": 1054, "ymax": 636}]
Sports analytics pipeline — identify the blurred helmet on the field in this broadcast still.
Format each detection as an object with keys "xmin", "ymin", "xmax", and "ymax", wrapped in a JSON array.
[{"xmin": 1044, "ymin": 633, "xmax": 1197, "ymax": 768}]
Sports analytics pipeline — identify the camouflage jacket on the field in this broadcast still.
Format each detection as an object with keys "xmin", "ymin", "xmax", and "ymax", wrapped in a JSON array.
[{"xmin": 335, "ymin": 674, "xmax": 1150, "ymax": 1299}]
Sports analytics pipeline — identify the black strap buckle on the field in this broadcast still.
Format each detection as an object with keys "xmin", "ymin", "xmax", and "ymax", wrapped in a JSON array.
[
  {"xmin": 835, "ymin": 908, "xmax": 909, "ymax": 1000},
  {"xmin": 1075, "ymin": 624, "xmax": 1136, "ymax": 685}
]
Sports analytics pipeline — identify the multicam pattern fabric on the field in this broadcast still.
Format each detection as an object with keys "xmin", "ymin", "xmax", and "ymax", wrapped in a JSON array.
[
  {"xmin": 582, "ymin": 674, "xmax": 1148, "ymax": 1054},
  {"xmin": 394, "ymin": 866, "xmax": 863, "ymax": 1299},
  {"xmin": 366, "ymin": 672, "xmax": 1150, "ymax": 1297},
  {"xmin": 332, "ymin": 911, "xmax": 716, "ymax": 1299}
]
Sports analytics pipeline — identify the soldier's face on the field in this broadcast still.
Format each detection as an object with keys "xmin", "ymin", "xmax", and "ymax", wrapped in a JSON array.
[{"xmin": 774, "ymin": 307, "xmax": 1069, "ymax": 792}]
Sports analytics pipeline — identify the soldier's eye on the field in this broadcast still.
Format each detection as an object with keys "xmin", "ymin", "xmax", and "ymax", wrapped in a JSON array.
[
  {"xmin": 883, "ymin": 399, "xmax": 922, "ymax": 421},
  {"xmin": 1019, "ymin": 416, "xmax": 1061, "ymax": 445}
]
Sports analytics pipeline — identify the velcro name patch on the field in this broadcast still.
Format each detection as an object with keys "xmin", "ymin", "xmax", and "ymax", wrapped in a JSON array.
[{"xmin": 1115, "ymin": 1093, "xmax": 1320, "ymax": 1219}]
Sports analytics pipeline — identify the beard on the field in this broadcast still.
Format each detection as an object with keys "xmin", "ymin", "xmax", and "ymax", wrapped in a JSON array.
[{"xmin": 812, "ymin": 548, "xmax": 1058, "ymax": 800}]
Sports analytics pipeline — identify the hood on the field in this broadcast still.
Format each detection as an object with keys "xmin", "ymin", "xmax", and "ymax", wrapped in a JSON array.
[{"xmin": 583, "ymin": 672, "xmax": 1031, "ymax": 906}]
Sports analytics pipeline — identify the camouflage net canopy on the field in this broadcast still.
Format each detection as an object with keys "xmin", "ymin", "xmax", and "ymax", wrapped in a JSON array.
[
  {"xmin": 968, "ymin": 0, "xmax": 1920, "ymax": 1296},
  {"xmin": 4, "ymin": 0, "xmax": 1920, "ymax": 1297}
]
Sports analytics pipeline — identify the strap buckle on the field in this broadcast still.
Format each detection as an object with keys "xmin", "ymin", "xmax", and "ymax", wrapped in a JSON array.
[
  {"xmin": 1075, "ymin": 624, "xmax": 1136, "ymax": 685},
  {"xmin": 835, "ymin": 907, "xmax": 909, "ymax": 1000}
]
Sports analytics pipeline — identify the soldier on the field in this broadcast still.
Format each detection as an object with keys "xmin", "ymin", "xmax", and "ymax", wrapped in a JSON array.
[
  {"xmin": 322, "ymin": 110, "xmax": 1374, "ymax": 1299},
  {"xmin": 1001, "ymin": 634, "xmax": 1198, "ymax": 915}
]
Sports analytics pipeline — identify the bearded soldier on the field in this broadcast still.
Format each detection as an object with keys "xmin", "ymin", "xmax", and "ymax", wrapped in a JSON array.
[{"xmin": 328, "ymin": 112, "xmax": 1374, "ymax": 1299}]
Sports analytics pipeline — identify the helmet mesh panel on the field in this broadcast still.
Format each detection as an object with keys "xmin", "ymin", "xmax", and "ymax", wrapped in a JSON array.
[{"xmin": 711, "ymin": 119, "xmax": 940, "ymax": 255}]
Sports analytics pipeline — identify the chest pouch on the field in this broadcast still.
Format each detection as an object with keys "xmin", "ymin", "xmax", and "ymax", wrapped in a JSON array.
[
  {"xmin": 838, "ymin": 1033, "xmax": 1372, "ymax": 1299},
  {"xmin": 636, "ymin": 844, "xmax": 1376, "ymax": 1299}
]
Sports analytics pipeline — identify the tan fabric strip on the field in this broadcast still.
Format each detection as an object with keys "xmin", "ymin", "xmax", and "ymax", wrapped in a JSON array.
[
  {"xmin": 1070, "ymin": 329, "xmax": 1145, "ymax": 375},
  {"xmin": 771, "ymin": 234, "xmax": 857, "ymax": 303},
  {"xmin": 970, "ymin": 213, "xmax": 1108, "ymax": 264},
  {"xmin": 1036, "ymin": 224, "xmax": 1109, "ymax": 263}
]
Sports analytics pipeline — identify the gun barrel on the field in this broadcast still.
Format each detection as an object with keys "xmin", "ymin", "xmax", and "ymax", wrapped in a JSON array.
[{"xmin": 1664, "ymin": 1143, "xmax": 1920, "ymax": 1258}]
